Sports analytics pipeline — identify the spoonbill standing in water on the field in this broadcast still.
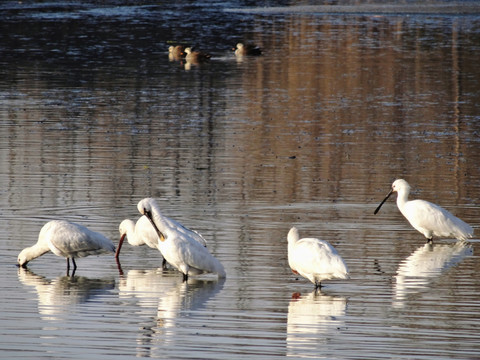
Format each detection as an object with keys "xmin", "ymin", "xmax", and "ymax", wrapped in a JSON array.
[
  {"xmin": 116, "ymin": 216, "xmax": 207, "ymax": 269},
  {"xmin": 17, "ymin": 220, "xmax": 115, "ymax": 274},
  {"xmin": 287, "ymin": 227, "xmax": 349, "ymax": 289},
  {"xmin": 374, "ymin": 179, "xmax": 473, "ymax": 243},
  {"xmin": 116, "ymin": 216, "xmax": 167, "ymax": 268},
  {"xmin": 137, "ymin": 198, "xmax": 225, "ymax": 281}
]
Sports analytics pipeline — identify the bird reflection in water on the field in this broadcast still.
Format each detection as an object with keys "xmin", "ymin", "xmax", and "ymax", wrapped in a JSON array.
[
  {"xmin": 17, "ymin": 267, "xmax": 115, "ymax": 321},
  {"xmin": 393, "ymin": 240, "xmax": 473, "ymax": 307},
  {"xmin": 287, "ymin": 290, "xmax": 347, "ymax": 358}
]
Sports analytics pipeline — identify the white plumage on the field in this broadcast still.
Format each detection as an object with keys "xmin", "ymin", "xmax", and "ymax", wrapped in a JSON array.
[
  {"xmin": 116, "ymin": 215, "xmax": 207, "ymax": 269},
  {"xmin": 137, "ymin": 198, "xmax": 225, "ymax": 280},
  {"xmin": 17, "ymin": 220, "xmax": 115, "ymax": 273},
  {"xmin": 287, "ymin": 227, "xmax": 349, "ymax": 289},
  {"xmin": 118, "ymin": 216, "xmax": 159, "ymax": 248},
  {"xmin": 375, "ymin": 179, "xmax": 473, "ymax": 243},
  {"xmin": 116, "ymin": 216, "xmax": 169, "ymax": 268}
]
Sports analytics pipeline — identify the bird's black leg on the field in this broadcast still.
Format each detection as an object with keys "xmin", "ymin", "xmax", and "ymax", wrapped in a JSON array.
[
  {"xmin": 66, "ymin": 258, "xmax": 70, "ymax": 275},
  {"xmin": 427, "ymin": 238, "xmax": 433, "ymax": 244},
  {"xmin": 315, "ymin": 282, "xmax": 322, "ymax": 290},
  {"xmin": 183, "ymin": 272, "xmax": 188, "ymax": 282},
  {"xmin": 71, "ymin": 258, "xmax": 77, "ymax": 276},
  {"xmin": 162, "ymin": 258, "xmax": 167, "ymax": 270}
]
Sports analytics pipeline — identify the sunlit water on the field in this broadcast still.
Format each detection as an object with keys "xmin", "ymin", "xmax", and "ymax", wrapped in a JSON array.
[{"xmin": 1, "ymin": 1, "xmax": 480, "ymax": 359}]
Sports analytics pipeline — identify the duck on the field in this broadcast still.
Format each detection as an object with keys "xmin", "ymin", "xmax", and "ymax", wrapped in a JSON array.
[
  {"xmin": 184, "ymin": 47, "xmax": 211, "ymax": 64},
  {"xmin": 234, "ymin": 42, "xmax": 262, "ymax": 56},
  {"xmin": 168, "ymin": 45, "xmax": 185, "ymax": 61}
]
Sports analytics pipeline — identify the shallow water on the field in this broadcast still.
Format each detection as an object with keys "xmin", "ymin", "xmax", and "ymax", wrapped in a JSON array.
[{"xmin": 1, "ymin": 1, "xmax": 480, "ymax": 359}]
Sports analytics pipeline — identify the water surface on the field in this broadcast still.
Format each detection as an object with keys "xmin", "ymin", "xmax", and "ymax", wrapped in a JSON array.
[{"xmin": 1, "ymin": 1, "xmax": 480, "ymax": 359}]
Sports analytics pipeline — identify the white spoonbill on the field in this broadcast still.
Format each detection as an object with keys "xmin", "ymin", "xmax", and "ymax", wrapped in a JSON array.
[
  {"xmin": 374, "ymin": 179, "xmax": 473, "ymax": 243},
  {"xmin": 116, "ymin": 216, "xmax": 167, "ymax": 268},
  {"xmin": 17, "ymin": 220, "xmax": 115, "ymax": 274},
  {"xmin": 287, "ymin": 227, "xmax": 349, "ymax": 289},
  {"xmin": 137, "ymin": 198, "xmax": 225, "ymax": 281},
  {"xmin": 116, "ymin": 216, "xmax": 207, "ymax": 263}
]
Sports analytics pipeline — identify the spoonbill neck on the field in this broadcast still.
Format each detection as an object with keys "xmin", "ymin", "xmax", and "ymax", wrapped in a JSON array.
[
  {"xmin": 144, "ymin": 208, "xmax": 167, "ymax": 241},
  {"xmin": 20, "ymin": 244, "xmax": 49, "ymax": 263},
  {"xmin": 121, "ymin": 220, "xmax": 141, "ymax": 245},
  {"xmin": 395, "ymin": 188, "xmax": 410, "ymax": 211},
  {"xmin": 287, "ymin": 227, "xmax": 300, "ymax": 253}
]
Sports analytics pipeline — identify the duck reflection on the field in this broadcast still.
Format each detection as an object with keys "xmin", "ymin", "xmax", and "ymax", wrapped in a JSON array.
[
  {"xmin": 17, "ymin": 267, "xmax": 115, "ymax": 321},
  {"xmin": 394, "ymin": 241, "xmax": 473, "ymax": 307},
  {"xmin": 118, "ymin": 268, "xmax": 225, "ymax": 357},
  {"xmin": 287, "ymin": 290, "xmax": 347, "ymax": 358}
]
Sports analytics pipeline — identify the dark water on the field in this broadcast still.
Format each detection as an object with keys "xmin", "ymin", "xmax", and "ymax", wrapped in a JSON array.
[{"xmin": 1, "ymin": 1, "xmax": 480, "ymax": 359}]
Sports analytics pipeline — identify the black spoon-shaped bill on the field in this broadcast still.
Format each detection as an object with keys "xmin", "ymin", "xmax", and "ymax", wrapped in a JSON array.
[
  {"xmin": 374, "ymin": 189, "xmax": 393, "ymax": 214},
  {"xmin": 142, "ymin": 208, "xmax": 166, "ymax": 242}
]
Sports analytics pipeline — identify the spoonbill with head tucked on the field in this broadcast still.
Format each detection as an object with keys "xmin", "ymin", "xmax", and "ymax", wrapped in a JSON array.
[
  {"xmin": 17, "ymin": 220, "xmax": 115, "ymax": 274},
  {"xmin": 287, "ymin": 227, "xmax": 349, "ymax": 289},
  {"xmin": 137, "ymin": 198, "xmax": 225, "ymax": 281},
  {"xmin": 374, "ymin": 179, "xmax": 473, "ymax": 243}
]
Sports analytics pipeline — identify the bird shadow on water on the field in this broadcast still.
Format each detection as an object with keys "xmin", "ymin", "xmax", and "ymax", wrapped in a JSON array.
[
  {"xmin": 17, "ymin": 267, "xmax": 116, "ymax": 321},
  {"xmin": 393, "ymin": 240, "xmax": 473, "ymax": 308}
]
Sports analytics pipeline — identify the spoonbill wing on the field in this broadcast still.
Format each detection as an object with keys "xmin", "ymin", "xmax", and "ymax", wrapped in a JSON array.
[
  {"xmin": 46, "ymin": 221, "xmax": 114, "ymax": 258},
  {"xmin": 404, "ymin": 200, "xmax": 473, "ymax": 240},
  {"xmin": 292, "ymin": 238, "xmax": 348, "ymax": 279}
]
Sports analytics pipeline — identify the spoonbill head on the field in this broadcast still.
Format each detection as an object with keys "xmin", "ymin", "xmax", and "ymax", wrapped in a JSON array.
[
  {"xmin": 18, "ymin": 220, "xmax": 115, "ymax": 274},
  {"xmin": 137, "ymin": 198, "xmax": 225, "ymax": 281},
  {"xmin": 374, "ymin": 179, "xmax": 473, "ymax": 243},
  {"xmin": 116, "ymin": 217, "xmax": 160, "ymax": 255},
  {"xmin": 116, "ymin": 216, "xmax": 168, "ymax": 269},
  {"xmin": 287, "ymin": 227, "xmax": 349, "ymax": 289}
]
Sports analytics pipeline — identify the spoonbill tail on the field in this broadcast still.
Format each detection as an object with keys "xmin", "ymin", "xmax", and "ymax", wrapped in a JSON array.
[
  {"xmin": 116, "ymin": 216, "xmax": 167, "ymax": 268},
  {"xmin": 374, "ymin": 179, "xmax": 473, "ymax": 243},
  {"xmin": 287, "ymin": 227, "xmax": 349, "ymax": 289},
  {"xmin": 17, "ymin": 220, "xmax": 115, "ymax": 274},
  {"xmin": 137, "ymin": 198, "xmax": 225, "ymax": 281}
]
